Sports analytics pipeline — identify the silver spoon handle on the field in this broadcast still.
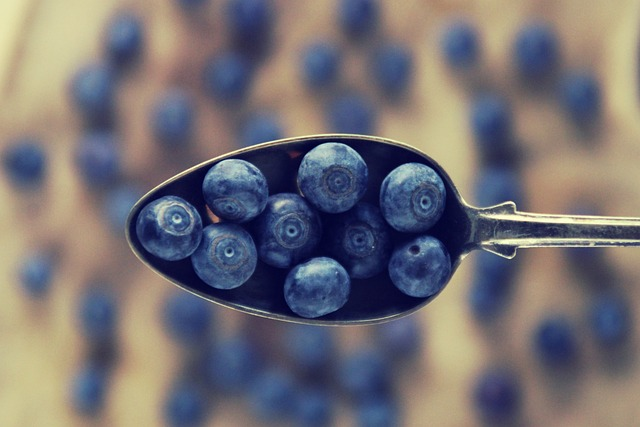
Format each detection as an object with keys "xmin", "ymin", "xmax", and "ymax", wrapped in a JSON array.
[{"xmin": 472, "ymin": 202, "xmax": 640, "ymax": 258}]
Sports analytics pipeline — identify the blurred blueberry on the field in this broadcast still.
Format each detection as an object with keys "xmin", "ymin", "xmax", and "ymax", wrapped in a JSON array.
[
  {"xmin": 560, "ymin": 71, "xmax": 601, "ymax": 126},
  {"xmin": 164, "ymin": 382, "xmax": 208, "ymax": 427},
  {"xmin": 104, "ymin": 183, "xmax": 143, "ymax": 235},
  {"xmin": 176, "ymin": 0, "xmax": 208, "ymax": 9},
  {"xmin": 295, "ymin": 388, "xmax": 334, "ymax": 427},
  {"xmin": 151, "ymin": 89, "xmax": 195, "ymax": 147},
  {"xmin": 191, "ymin": 223, "xmax": 257, "ymax": 290},
  {"xmin": 301, "ymin": 41, "xmax": 341, "ymax": 89},
  {"xmin": 78, "ymin": 286, "xmax": 118, "ymax": 345},
  {"xmin": 380, "ymin": 162, "xmax": 446, "ymax": 233},
  {"xmin": 371, "ymin": 43, "xmax": 413, "ymax": 96},
  {"xmin": 69, "ymin": 63, "xmax": 115, "ymax": 127},
  {"xmin": 533, "ymin": 315, "xmax": 579, "ymax": 368},
  {"xmin": 19, "ymin": 250, "xmax": 55, "ymax": 298},
  {"xmin": 202, "ymin": 159, "xmax": 268, "ymax": 223},
  {"xmin": 71, "ymin": 363, "xmax": 109, "ymax": 417},
  {"xmin": 374, "ymin": 315, "xmax": 422, "ymax": 360},
  {"xmin": 162, "ymin": 292, "xmax": 214, "ymax": 347},
  {"xmin": 135, "ymin": 195, "xmax": 203, "ymax": 261},
  {"xmin": 473, "ymin": 367, "xmax": 521, "ymax": 424},
  {"xmin": 203, "ymin": 52, "xmax": 252, "ymax": 105},
  {"xmin": 326, "ymin": 92, "xmax": 376, "ymax": 134},
  {"xmin": 441, "ymin": 20, "xmax": 479, "ymax": 69},
  {"xmin": 104, "ymin": 11, "xmax": 143, "ymax": 68},
  {"xmin": 589, "ymin": 293, "xmax": 632, "ymax": 348},
  {"xmin": 74, "ymin": 132, "xmax": 121, "ymax": 188},
  {"xmin": 468, "ymin": 251, "xmax": 518, "ymax": 320},
  {"xmin": 388, "ymin": 235, "xmax": 451, "ymax": 298},
  {"xmin": 239, "ymin": 111, "xmax": 283, "ymax": 146},
  {"xmin": 473, "ymin": 166, "xmax": 524, "ymax": 208},
  {"xmin": 513, "ymin": 21, "xmax": 560, "ymax": 82},
  {"xmin": 338, "ymin": 0, "xmax": 379, "ymax": 39},
  {"xmin": 283, "ymin": 324, "xmax": 335, "ymax": 372},
  {"xmin": 470, "ymin": 93, "xmax": 513, "ymax": 162},
  {"xmin": 2, "ymin": 138, "xmax": 46, "ymax": 189},
  {"xmin": 298, "ymin": 142, "xmax": 368, "ymax": 213},
  {"xmin": 284, "ymin": 257, "xmax": 351, "ymax": 318},
  {"xmin": 249, "ymin": 369, "xmax": 296, "ymax": 422},
  {"xmin": 355, "ymin": 396, "xmax": 400, "ymax": 427},
  {"xmin": 204, "ymin": 335, "xmax": 261, "ymax": 393},
  {"xmin": 253, "ymin": 193, "xmax": 322, "ymax": 269},
  {"xmin": 338, "ymin": 348, "xmax": 391, "ymax": 400},
  {"xmin": 323, "ymin": 202, "xmax": 392, "ymax": 279},
  {"xmin": 225, "ymin": 0, "xmax": 275, "ymax": 49}
]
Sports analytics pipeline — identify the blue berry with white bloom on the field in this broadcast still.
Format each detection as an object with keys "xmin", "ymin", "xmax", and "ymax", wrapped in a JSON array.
[
  {"xmin": 151, "ymin": 89, "xmax": 195, "ymax": 147},
  {"xmin": 326, "ymin": 92, "xmax": 376, "ymax": 134},
  {"xmin": 298, "ymin": 142, "xmax": 368, "ymax": 213},
  {"xmin": 202, "ymin": 159, "xmax": 268, "ymax": 222},
  {"xmin": 78, "ymin": 286, "xmax": 118, "ymax": 345},
  {"xmin": 191, "ymin": 223, "xmax": 257, "ymax": 290},
  {"xmin": 203, "ymin": 51, "xmax": 252, "ymax": 105},
  {"xmin": 70, "ymin": 63, "xmax": 115, "ymax": 127},
  {"xmin": 239, "ymin": 111, "xmax": 283, "ymax": 146},
  {"xmin": 513, "ymin": 21, "xmax": 559, "ymax": 82},
  {"xmin": 441, "ymin": 20, "xmax": 479, "ymax": 69},
  {"xmin": 560, "ymin": 71, "xmax": 601, "ymax": 126},
  {"xmin": 388, "ymin": 235, "xmax": 451, "ymax": 298},
  {"xmin": 204, "ymin": 335, "xmax": 262, "ymax": 393},
  {"xmin": 104, "ymin": 11, "xmax": 143, "ymax": 68},
  {"xmin": 2, "ymin": 138, "xmax": 46, "ymax": 189},
  {"xmin": 380, "ymin": 163, "xmax": 446, "ymax": 233},
  {"xmin": 19, "ymin": 250, "xmax": 55, "ymax": 298},
  {"xmin": 75, "ymin": 132, "xmax": 121, "ymax": 188},
  {"xmin": 71, "ymin": 363, "xmax": 109, "ymax": 417},
  {"xmin": 323, "ymin": 202, "xmax": 392, "ymax": 279},
  {"xmin": 371, "ymin": 43, "xmax": 413, "ymax": 96},
  {"xmin": 533, "ymin": 315, "xmax": 579, "ymax": 367},
  {"xmin": 284, "ymin": 257, "xmax": 350, "ymax": 318},
  {"xmin": 473, "ymin": 367, "xmax": 521, "ymax": 424},
  {"xmin": 249, "ymin": 369, "xmax": 296, "ymax": 423},
  {"xmin": 338, "ymin": 0, "xmax": 379, "ymax": 39},
  {"xmin": 253, "ymin": 193, "xmax": 322, "ymax": 268},
  {"xmin": 164, "ymin": 382, "xmax": 208, "ymax": 427},
  {"xmin": 301, "ymin": 41, "xmax": 340, "ymax": 89},
  {"xmin": 589, "ymin": 293, "xmax": 631, "ymax": 348},
  {"xmin": 162, "ymin": 291, "xmax": 214, "ymax": 347}
]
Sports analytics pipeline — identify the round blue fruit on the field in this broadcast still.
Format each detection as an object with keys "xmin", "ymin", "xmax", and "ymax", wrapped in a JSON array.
[
  {"xmin": 225, "ymin": 0, "xmax": 275, "ymax": 48},
  {"xmin": 338, "ymin": 348, "xmax": 391, "ymax": 399},
  {"xmin": 163, "ymin": 382, "xmax": 208, "ymax": 427},
  {"xmin": 298, "ymin": 142, "xmax": 368, "ymax": 213},
  {"xmin": 323, "ymin": 202, "xmax": 392, "ymax": 279},
  {"xmin": 470, "ymin": 93, "xmax": 513, "ymax": 158},
  {"xmin": 533, "ymin": 315, "xmax": 579, "ymax": 367},
  {"xmin": 162, "ymin": 291, "xmax": 214, "ymax": 347},
  {"xmin": 295, "ymin": 388, "xmax": 334, "ymax": 427},
  {"xmin": 441, "ymin": 20, "xmax": 480, "ymax": 69},
  {"xmin": 560, "ymin": 71, "xmax": 601, "ymax": 125},
  {"xmin": 239, "ymin": 111, "xmax": 283, "ymax": 147},
  {"xmin": 78, "ymin": 287, "xmax": 118, "ymax": 344},
  {"xmin": 473, "ymin": 367, "xmax": 521, "ymax": 423},
  {"xmin": 151, "ymin": 89, "xmax": 195, "ymax": 147},
  {"xmin": 19, "ymin": 250, "xmax": 55, "ymax": 298},
  {"xmin": 380, "ymin": 163, "xmax": 446, "ymax": 233},
  {"xmin": 71, "ymin": 363, "xmax": 109, "ymax": 417},
  {"xmin": 249, "ymin": 369, "xmax": 296, "ymax": 423},
  {"xmin": 2, "ymin": 138, "xmax": 47, "ymax": 189},
  {"xmin": 388, "ymin": 235, "xmax": 451, "ymax": 298},
  {"xmin": 74, "ymin": 132, "xmax": 121, "ymax": 188},
  {"xmin": 203, "ymin": 51, "xmax": 252, "ymax": 105},
  {"xmin": 202, "ymin": 159, "xmax": 268, "ymax": 222},
  {"xmin": 370, "ymin": 43, "xmax": 413, "ymax": 96},
  {"xmin": 136, "ymin": 195, "xmax": 203, "ymax": 261},
  {"xmin": 473, "ymin": 166, "xmax": 524, "ymax": 207},
  {"xmin": 513, "ymin": 21, "xmax": 559, "ymax": 81},
  {"xmin": 284, "ymin": 257, "xmax": 350, "ymax": 318},
  {"xmin": 301, "ymin": 41, "xmax": 341, "ymax": 89},
  {"xmin": 325, "ymin": 92, "xmax": 376, "ymax": 135},
  {"xmin": 589, "ymin": 293, "xmax": 631, "ymax": 348},
  {"xmin": 104, "ymin": 11, "xmax": 143, "ymax": 68},
  {"xmin": 191, "ymin": 223, "xmax": 257, "ymax": 290},
  {"xmin": 338, "ymin": 0, "xmax": 379, "ymax": 39},
  {"xmin": 253, "ymin": 193, "xmax": 322, "ymax": 268},
  {"xmin": 204, "ymin": 335, "xmax": 262, "ymax": 393},
  {"xmin": 69, "ymin": 63, "xmax": 115, "ymax": 127}
]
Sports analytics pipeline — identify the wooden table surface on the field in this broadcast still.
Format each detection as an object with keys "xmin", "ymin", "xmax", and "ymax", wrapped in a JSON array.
[{"xmin": 2, "ymin": 1, "xmax": 640, "ymax": 426}]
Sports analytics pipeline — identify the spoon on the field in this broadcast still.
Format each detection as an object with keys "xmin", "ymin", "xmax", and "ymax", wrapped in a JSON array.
[{"xmin": 125, "ymin": 134, "xmax": 640, "ymax": 326}]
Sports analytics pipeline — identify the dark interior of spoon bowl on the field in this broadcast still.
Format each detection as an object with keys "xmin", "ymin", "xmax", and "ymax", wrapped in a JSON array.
[{"xmin": 126, "ymin": 135, "xmax": 471, "ymax": 324}]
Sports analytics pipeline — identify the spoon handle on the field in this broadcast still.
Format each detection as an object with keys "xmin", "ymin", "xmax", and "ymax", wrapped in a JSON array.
[{"xmin": 472, "ymin": 202, "xmax": 640, "ymax": 258}]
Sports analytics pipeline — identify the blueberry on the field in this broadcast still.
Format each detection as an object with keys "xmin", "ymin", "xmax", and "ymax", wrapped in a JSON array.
[
  {"xmin": 301, "ymin": 41, "xmax": 341, "ymax": 89},
  {"xmin": 203, "ymin": 52, "xmax": 252, "ymax": 105},
  {"xmin": 191, "ymin": 223, "xmax": 257, "ymax": 290},
  {"xmin": 162, "ymin": 291, "xmax": 214, "ymax": 347},
  {"xmin": 225, "ymin": 0, "xmax": 275, "ymax": 48},
  {"xmin": 78, "ymin": 286, "xmax": 118, "ymax": 345},
  {"xmin": 103, "ymin": 183, "xmax": 144, "ymax": 235},
  {"xmin": 338, "ymin": 348, "xmax": 391, "ymax": 400},
  {"xmin": 473, "ymin": 166, "xmax": 524, "ymax": 207},
  {"xmin": 71, "ymin": 363, "xmax": 109, "ymax": 417},
  {"xmin": 284, "ymin": 257, "xmax": 350, "ymax": 318},
  {"xmin": 388, "ymin": 235, "xmax": 451, "ymax": 298},
  {"xmin": 176, "ymin": 0, "xmax": 208, "ymax": 9},
  {"xmin": 355, "ymin": 397, "xmax": 400, "ymax": 427},
  {"xmin": 151, "ymin": 89, "xmax": 195, "ymax": 147},
  {"xmin": 513, "ymin": 21, "xmax": 559, "ymax": 81},
  {"xmin": 441, "ymin": 20, "xmax": 479, "ymax": 69},
  {"xmin": 298, "ymin": 142, "xmax": 368, "ymax": 213},
  {"xmin": 326, "ymin": 92, "xmax": 376, "ymax": 134},
  {"xmin": 135, "ymin": 195, "xmax": 203, "ymax": 261},
  {"xmin": 104, "ymin": 11, "xmax": 143, "ymax": 68},
  {"xmin": 239, "ymin": 111, "xmax": 283, "ymax": 147},
  {"xmin": 468, "ymin": 252, "xmax": 517, "ymax": 320},
  {"xmin": 323, "ymin": 202, "xmax": 392, "ymax": 279},
  {"xmin": 283, "ymin": 324, "xmax": 336, "ymax": 372},
  {"xmin": 69, "ymin": 63, "xmax": 115, "ymax": 127},
  {"xmin": 204, "ymin": 335, "xmax": 261, "ymax": 393},
  {"xmin": 370, "ymin": 43, "xmax": 413, "ymax": 96},
  {"xmin": 202, "ymin": 159, "xmax": 268, "ymax": 222},
  {"xmin": 18, "ymin": 250, "xmax": 55, "ymax": 298},
  {"xmin": 295, "ymin": 388, "xmax": 334, "ymax": 427},
  {"xmin": 533, "ymin": 315, "xmax": 579, "ymax": 367},
  {"xmin": 253, "ymin": 193, "xmax": 322, "ymax": 268},
  {"xmin": 379, "ymin": 163, "xmax": 446, "ymax": 233},
  {"xmin": 560, "ymin": 71, "xmax": 601, "ymax": 126},
  {"xmin": 473, "ymin": 367, "xmax": 521, "ymax": 423},
  {"xmin": 74, "ymin": 132, "xmax": 121, "ymax": 188},
  {"xmin": 2, "ymin": 138, "xmax": 46, "ymax": 189},
  {"xmin": 164, "ymin": 382, "xmax": 208, "ymax": 427},
  {"xmin": 589, "ymin": 293, "xmax": 631, "ymax": 348},
  {"xmin": 470, "ymin": 93, "xmax": 513, "ymax": 161},
  {"xmin": 249, "ymin": 369, "xmax": 296, "ymax": 422},
  {"xmin": 338, "ymin": 0, "xmax": 379, "ymax": 39},
  {"xmin": 374, "ymin": 315, "xmax": 422, "ymax": 360}
]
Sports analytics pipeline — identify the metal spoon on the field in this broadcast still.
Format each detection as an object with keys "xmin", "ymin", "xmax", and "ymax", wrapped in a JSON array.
[{"xmin": 125, "ymin": 134, "xmax": 640, "ymax": 325}]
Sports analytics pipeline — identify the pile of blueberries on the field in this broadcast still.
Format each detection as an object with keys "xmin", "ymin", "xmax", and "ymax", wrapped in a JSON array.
[{"xmin": 135, "ymin": 141, "xmax": 451, "ymax": 319}]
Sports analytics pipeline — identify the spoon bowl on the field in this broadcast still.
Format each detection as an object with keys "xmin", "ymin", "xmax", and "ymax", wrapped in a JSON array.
[{"xmin": 126, "ymin": 134, "xmax": 640, "ymax": 325}]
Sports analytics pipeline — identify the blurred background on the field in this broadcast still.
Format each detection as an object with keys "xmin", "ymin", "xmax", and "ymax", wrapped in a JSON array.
[{"xmin": 2, "ymin": 0, "xmax": 640, "ymax": 426}]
